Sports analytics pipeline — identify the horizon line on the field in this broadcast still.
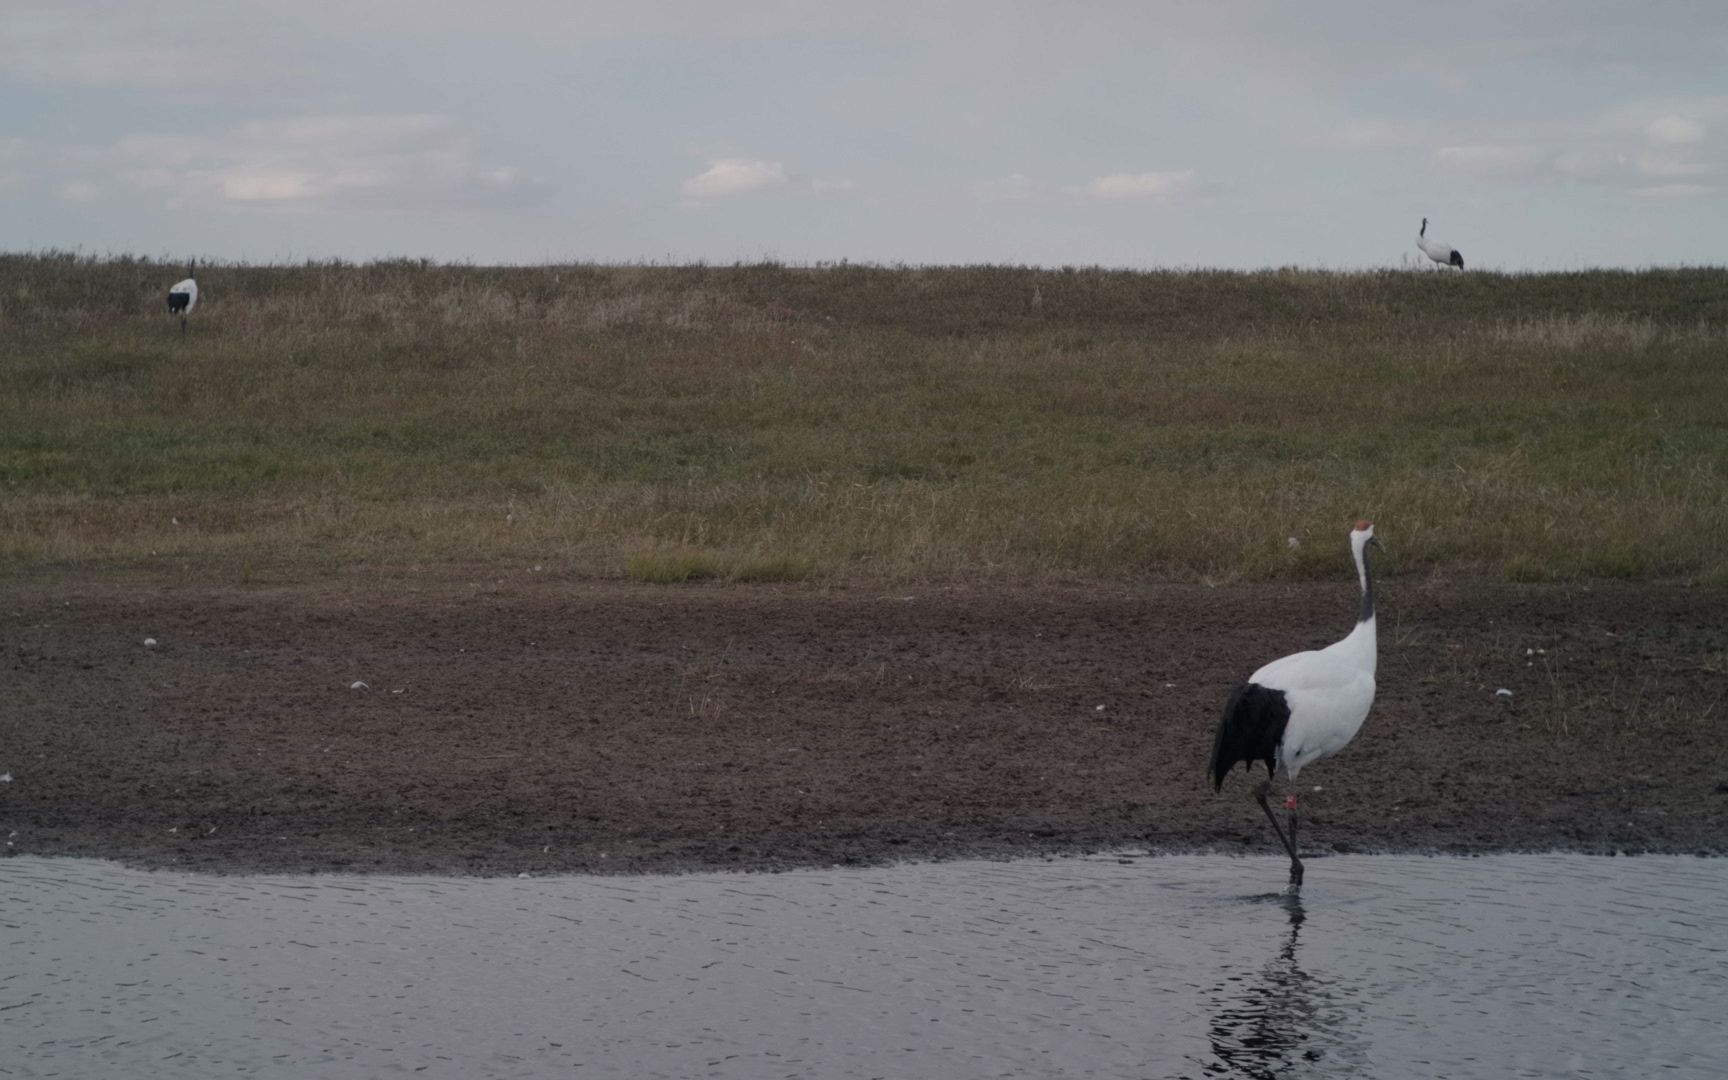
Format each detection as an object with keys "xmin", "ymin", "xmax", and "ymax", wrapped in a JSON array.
[{"xmin": 6, "ymin": 249, "xmax": 1727, "ymax": 275}]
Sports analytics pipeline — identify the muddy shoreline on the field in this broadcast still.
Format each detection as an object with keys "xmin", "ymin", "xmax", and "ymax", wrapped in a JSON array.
[{"xmin": 3, "ymin": 576, "xmax": 1725, "ymax": 875}]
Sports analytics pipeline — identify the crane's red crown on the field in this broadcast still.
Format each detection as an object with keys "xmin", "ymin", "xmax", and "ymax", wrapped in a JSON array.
[{"xmin": 1353, "ymin": 519, "xmax": 1374, "ymax": 532}]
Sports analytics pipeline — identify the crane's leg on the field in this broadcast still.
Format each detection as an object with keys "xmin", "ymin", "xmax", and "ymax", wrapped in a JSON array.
[
  {"xmin": 1286, "ymin": 795, "xmax": 1302, "ymax": 886},
  {"xmin": 180, "ymin": 316, "xmax": 187, "ymax": 335},
  {"xmin": 1253, "ymin": 779, "xmax": 1304, "ymax": 887}
]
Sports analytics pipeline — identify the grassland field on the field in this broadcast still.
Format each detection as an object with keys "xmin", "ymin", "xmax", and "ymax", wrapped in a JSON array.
[{"xmin": 3, "ymin": 252, "xmax": 1726, "ymax": 586}]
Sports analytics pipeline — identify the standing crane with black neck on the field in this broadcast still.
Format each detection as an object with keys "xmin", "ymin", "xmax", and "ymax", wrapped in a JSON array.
[
  {"xmin": 1416, "ymin": 218, "xmax": 1464, "ymax": 270},
  {"xmin": 1209, "ymin": 521, "xmax": 1383, "ymax": 887}
]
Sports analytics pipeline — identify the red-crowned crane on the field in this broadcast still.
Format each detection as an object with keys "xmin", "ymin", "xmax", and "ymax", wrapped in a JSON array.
[
  {"xmin": 167, "ymin": 260, "xmax": 198, "ymax": 333},
  {"xmin": 1209, "ymin": 520, "xmax": 1383, "ymax": 887},
  {"xmin": 1416, "ymin": 218, "xmax": 1464, "ymax": 270}
]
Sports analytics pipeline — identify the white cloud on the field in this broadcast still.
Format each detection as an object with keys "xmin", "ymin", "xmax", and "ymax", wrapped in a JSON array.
[
  {"xmin": 972, "ymin": 169, "xmax": 1207, "ymax": 204},
  {"xmin": 1633, "ymin": 153, "xmax": 1715, "ymax": 179},
  {"xmin": 1644, "ymin": 115, "xmax": 1707, "ymax": 145},
  {"xmin": 1433, "ymin": 144, "xmax": 1548, "ymax": 178},
  {"xmin": 1435, "ymin": 136, "xmax": 1720, "ymax": 193},
  {"xmin": 106, "ymin": 115, "xmax": 552, "ymax": 212},
  {"xmin": 1071, "ymin": 170, "xmax": 1197, "ymax": 201},
  {"xmin": 680, "ymin": 158, "xmax": 789, "ymax": 198},
  {"xmin": 1601, "ymin": 98, "xmax": 1728, "ymax": 141},
  {"xmin": 1345, "ymin": 96, "xmax": 1728, "ymax": 204},
  {"xmin": 0, "ymin": 116, "xmax": 550, "ymax": 213}
]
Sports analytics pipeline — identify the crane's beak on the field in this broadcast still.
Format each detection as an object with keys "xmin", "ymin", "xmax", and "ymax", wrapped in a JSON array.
[{"xmin": 1368, "ymin": 536, "xmax": 1385, "ymax": 551}]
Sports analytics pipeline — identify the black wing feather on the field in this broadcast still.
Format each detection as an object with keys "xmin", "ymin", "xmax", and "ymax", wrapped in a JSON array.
[{"xmin": 1208, "ymin": 682, "xmax": 1291, "ymax": 791}]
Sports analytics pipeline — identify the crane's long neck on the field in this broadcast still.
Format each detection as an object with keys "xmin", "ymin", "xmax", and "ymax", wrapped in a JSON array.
[
  {"xmin": 1356, "ymin": 541, "xmax": 1375, "ymax": 623},
  {"xmin": 1420, "ymin": 219, "xmax": 1427, "ymax": 237},
  {"xmin": 1348, "ymin": 539, "xmax": 1378, "ymax": 673}
]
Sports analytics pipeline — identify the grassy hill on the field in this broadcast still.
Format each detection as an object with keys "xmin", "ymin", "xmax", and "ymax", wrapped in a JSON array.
[{"xmin": 3, "ymin": 252, "xmax": 1726, "ymax": 584}]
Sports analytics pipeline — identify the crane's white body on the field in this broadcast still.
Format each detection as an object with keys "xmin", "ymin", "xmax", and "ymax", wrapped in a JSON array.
[
  {"xmin": 1416, "ymin": 218, "xmax": 1462, "ymax": 269},
  {"xmin": 1251, "ymin": 616, "xmax": 1376, "ymax": 781},
  {"xmin": 168, "ymin": 277, "xmax": 198, "ymax": 313},
  {"xmin": 1415, "ymin": 234, "xmax": 1457, "ymax": 266}
]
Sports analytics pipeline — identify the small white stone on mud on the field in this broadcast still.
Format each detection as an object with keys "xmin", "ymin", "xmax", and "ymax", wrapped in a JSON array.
[
  {"xmin": 350, "ymin": 681, "xmax": 369, "ymax": 690},
  {"xmin": 1095, "ymin": 704, "xmax": 1106, "ymax": 711},
  {"xmin": 0, "ymin": 773, "xmax": 12, "ymax": 783},
  {"xmin": 144, "ymin": 638, "xmax": 158, "ymax": 648},
  {"xmin": 517, "ymin": 872, "xmax": 530, "ymax": 879},
  {"xmin": 1287, "ymin": 537, "xmax": 1300, "ymax": 550},
  {"xmin": 1496, "ymin": 688, "xmax": 1514, "ymax": 697}
]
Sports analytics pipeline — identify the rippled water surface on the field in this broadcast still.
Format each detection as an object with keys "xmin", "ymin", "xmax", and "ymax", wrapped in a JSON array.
[{"xmin": 3, "ymin": 853, "xmax": 1724, "ymax": 1078}]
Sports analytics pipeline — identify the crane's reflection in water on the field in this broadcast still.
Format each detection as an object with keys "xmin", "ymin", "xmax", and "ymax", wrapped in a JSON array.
[{"xmin": 1200, "ymin": 892, "xmax": 1360, "ymax": 1078}]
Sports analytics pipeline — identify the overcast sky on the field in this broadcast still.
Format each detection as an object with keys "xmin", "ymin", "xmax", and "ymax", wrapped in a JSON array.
[{"xmin": 3, "ymin": 1, "xmax": 1725, "ymax": 268}]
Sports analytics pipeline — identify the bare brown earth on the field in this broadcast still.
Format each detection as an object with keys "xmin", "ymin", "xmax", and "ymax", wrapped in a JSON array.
[{"xmin": 3, "ymin": 574, "xmax": 1725, "ymax": 875}]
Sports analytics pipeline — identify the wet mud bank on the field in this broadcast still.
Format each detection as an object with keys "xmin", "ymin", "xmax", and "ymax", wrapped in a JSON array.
[{"xmin": 4, "ymin": 576, "xmax": 1725, "ymax": 874}]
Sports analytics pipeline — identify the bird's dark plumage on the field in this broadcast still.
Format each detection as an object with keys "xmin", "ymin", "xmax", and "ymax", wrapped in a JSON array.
[
  {"xmin": 167, "ymin": 291, "xmax": 192, "ymax": 314},
  {"xmin": 1449, "ymin": 250, "xmax": 1465, "ymax": 270},
  {"xmin": 1209, "ymin": 682, "xmax": 1291, "ymax": 791}
]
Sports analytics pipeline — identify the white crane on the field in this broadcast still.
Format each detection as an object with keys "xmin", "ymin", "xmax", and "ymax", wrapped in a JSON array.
[
  {"xmin": 1209, "ymin": 520, "xmax": 1383, "ymax": 886},
  {"xmin": 166, "ymin": 260, "xmax": 198, "ymax": 332},
  {"xmin": 1416, "ymin": 218, "xmax": 1464, "ymax": 270}
]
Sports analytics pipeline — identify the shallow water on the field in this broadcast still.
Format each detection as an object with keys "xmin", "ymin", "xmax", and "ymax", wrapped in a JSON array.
[{"xmin": 2, "ymin": 853, "xmax": 1723, "ymax": 1079}]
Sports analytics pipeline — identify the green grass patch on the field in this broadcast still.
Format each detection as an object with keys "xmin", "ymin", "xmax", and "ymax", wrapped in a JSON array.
[{"xmin": 626, "ymin": 548, "xmax": 725, "ymax": 584}]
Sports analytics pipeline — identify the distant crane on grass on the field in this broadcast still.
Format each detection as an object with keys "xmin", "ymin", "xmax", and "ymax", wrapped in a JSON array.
[
  {"xmin": 1209, "ymin": 521, "xmax": 1383, "ymax": 887},
  {"xmin": 1416, "ymin": 219, "xmax": 1464, "ymax": 270},
  {"xmin": 167, "ymin": 261, "xmax": 198, "ymax": 332}
]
